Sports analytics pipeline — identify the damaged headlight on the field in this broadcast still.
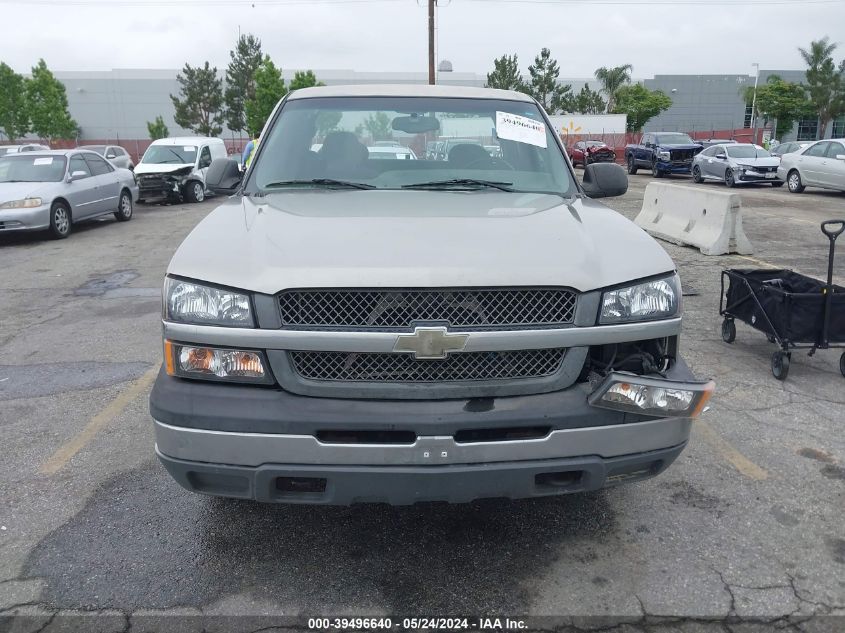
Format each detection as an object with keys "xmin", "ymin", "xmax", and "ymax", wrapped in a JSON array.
[
  {"xmin": 600, "ymin": 274, "xmax": 680, "ymax": 324},
  {"xmin": 658, "ymin": 151, "xmax": 671, "ymax": 161},
  {"xmin": 589, "ymin": 372, "xmax": 714, "ymax": 418},
  {"xmin": 163, "ymin": 277, "xmax": 253, "ymax": 327}
]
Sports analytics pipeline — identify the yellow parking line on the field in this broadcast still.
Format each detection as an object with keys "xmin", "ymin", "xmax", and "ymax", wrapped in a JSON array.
[
  {"xmin": 694, "ymin": 420, "xmax": 769, "ymax": 480},
  {"xmin": 734, "ymin": 254, "xmax": 778, "ymax": 269},
  {"xmin": 39, "ymin": 364, "xmax": 160, "ymax": 475}
]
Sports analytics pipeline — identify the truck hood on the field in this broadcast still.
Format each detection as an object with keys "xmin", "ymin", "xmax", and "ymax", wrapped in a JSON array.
[
  {"xmin": 134, "ymin": 163, "xmax": 193, "ymax": 176},
  {"xmin": 167, "ymin": 190, "xmax": 675, "ymax": 294},
  {"xmin": 0, "ymin": 181, "xmax": 54, "ymax": 202}
]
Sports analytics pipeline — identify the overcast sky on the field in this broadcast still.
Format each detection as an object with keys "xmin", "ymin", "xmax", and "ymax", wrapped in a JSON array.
[{"xmin": 3, "ymin": 0, "xmax": 844, "ymax": 79}]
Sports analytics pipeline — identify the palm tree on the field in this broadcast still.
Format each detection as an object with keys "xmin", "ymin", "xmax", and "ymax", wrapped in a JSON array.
[
  {"xmin": 798, "ymin": 37, "xmax": 844, "ymax": 140},
  {"xmin": 594, "ymin": 64, "xmax": 633, "ymax": 112}
]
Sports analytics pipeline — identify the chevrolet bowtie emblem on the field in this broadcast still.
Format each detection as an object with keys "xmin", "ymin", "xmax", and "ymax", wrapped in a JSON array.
[{"xmin": 393, "ymin": 326, "xmax": 469, "ymax": 360}]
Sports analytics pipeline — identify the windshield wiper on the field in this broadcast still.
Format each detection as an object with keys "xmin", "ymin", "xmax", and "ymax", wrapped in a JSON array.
[
  {"xmin": 264, "ymin": 178, "xmax": 375, "ymax": 190},
  {"xmin": 401, "ymin": 178, "xmax": 514, "ymax": 192}
]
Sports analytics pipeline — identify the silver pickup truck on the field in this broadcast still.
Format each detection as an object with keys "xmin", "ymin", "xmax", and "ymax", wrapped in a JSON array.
[{"xmin": 149, "ymin": 85, "xmax": 713, "ymax": 505}]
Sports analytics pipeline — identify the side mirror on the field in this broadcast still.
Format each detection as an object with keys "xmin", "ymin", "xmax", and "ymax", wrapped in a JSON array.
[
  {"xmin": 715, "ymin": 153, "xmax": 726, "ymax": 160},
  {"xmin": 205, "ymin": 158, "xmax": 242, "ymax": 194},
  {"xmin": 106, "ymin": 153, "xmax": 116, "ymax": 159},
  {"xmin": 836, "ymin": 154, "xmax": 845, "ymax": 161},
  {"xmin": 67, "ymin": 170, "xmax": 87, "ymax": 182},
  {"xmin": 581, "ymin": 162, "xmax": 628, "ymax": 199}
]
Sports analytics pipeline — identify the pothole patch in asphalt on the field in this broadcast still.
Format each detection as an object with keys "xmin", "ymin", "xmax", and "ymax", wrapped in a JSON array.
[
  {"xmin": 0, "ymin": 362, "xmax": 151, "ymax": 401},
  {"xmin": 74, "ymin": 271, "xmax": 140, "ymax": 297},
  {"xmin": 21, "ymin": 463, "xmax": 617, "ymax": 613}
]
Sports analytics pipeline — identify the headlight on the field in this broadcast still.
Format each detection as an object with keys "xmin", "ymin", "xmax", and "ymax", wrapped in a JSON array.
[
  {"xmin": 164, "ymin": 340, "xmax": 271, "ymax": 383},
  {"xmin": 164, "ymin": 277, "xmax": 253, "ymax": 327},
  {"xmin": 0, "ymin": 198, "xmax": 42, "ymax": 209},
  {"xmin": 589, "ymin": 372, "xmax": 714, "ymax": 418},
  {"xmin": 600, "ymin": 275, "xmax": 680, "ymax": 324},
  {"xmin": 658, "ymin": 151, "xmax": 671, "ymax": 160}
]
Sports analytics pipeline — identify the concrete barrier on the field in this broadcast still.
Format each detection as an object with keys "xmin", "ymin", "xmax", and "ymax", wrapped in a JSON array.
[{"xmin": 634, "ymin": 182, "xmax": 754, "ymax": 256}]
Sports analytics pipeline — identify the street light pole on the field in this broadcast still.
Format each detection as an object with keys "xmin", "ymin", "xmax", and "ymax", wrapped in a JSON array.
[
  {"xmin": 428, "ymin": 0, "xmax": 435, "ymax": 85},
  {"xmin": 750, "ymin": 62, "xmax": 760, "ymax": 144}
]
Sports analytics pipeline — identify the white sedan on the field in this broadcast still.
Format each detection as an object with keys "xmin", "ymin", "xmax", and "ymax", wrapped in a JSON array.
[{"xmin": 777, "ymin": 138, "xmax": 845, "ymax": 193}]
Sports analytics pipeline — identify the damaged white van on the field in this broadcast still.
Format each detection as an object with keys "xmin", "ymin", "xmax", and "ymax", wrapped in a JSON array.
[
  {"xmin": 134, "ymin": 136, "xmax": 226, "ymax": 204},
  {"xmin": 150, "ymin": 85, "xmax": 714, "ymax": 505}
]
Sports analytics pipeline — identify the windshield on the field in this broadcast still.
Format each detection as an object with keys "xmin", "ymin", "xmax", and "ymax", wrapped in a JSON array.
[
  {"xmin": 726, "ymin": 145, "xmax": 770, "ymax": 159},
  {"xmin": 141, "ymin": 145, "xmax": 197, "ymax": 165},
  {"xmin": 0, "ymin": 147, "xmax": 19, "ymax": 157},
  {"xmin": 0, "ymin": 155, "xmax": 67, "ymax": 182},
  {"xmin": 585, "ymin": 141, "xmax": 606, "ymax": 147},
  {"xmin": 656, "ymin": 133, "xmax": 695, "ymax": 145},
  {"xmin": 247, "ymin": 96, "xmax": 573, "ymax": 196}
]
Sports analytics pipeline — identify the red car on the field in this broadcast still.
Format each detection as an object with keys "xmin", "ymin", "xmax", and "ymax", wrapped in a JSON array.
[{"xmin": 568, "ymin": 140, "xmax": 617, "ymax": 167}]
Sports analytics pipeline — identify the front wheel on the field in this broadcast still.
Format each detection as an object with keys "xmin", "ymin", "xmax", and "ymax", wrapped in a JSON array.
[
  {"xmin": 49, "ymin": 202, "xmax": 71, "ymax": 239},
  {"xmin": 787, "ymin": 170, "xmax": 804, "ymax": 193},
  {"xmin": 772, "ymin": 351, "xmax": 790, "ymax": 381},
  {"xmin": 725, "ymin": 169, "xmax": 736, "ymax": 188},
  {"xmin": 185, "ymin": 181, "xmax": 205, "ymax": 203},
  {"xmin": 721, "ymin": 318, "xmax": 736, "ymax": 343},
  {"xmin": 692, "ymin": 165, "xmax": 703, "ymax": 183},
  {"xmin": 652, "ymin": 161, "xmax": 663, "ymax": 178},
  {"xmin": 627, "ymin": 155, "xmax": 638, "ymax": 175},
  {"xmin": 114, "ymin": 190, "xmax": 133, "ymax": 222}
]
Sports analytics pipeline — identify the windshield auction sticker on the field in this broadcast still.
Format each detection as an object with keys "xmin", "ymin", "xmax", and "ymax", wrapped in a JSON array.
[{"xmin": 495, "ymin": 111, "xmax": 547, "ymax": 148}]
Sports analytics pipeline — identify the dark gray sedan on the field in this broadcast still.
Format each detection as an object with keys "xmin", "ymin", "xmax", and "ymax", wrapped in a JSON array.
[
  {"xmin": 0, "ymin": 149, "xmax": 139, "ymax": 239},
  {"xmin": 691, "ymin": 143, "xmax": 783, "ymax": 188}
]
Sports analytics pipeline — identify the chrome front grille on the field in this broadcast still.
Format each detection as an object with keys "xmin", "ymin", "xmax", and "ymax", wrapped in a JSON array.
[
  {"xmin": 290, "ymin": 349, "xmax": 567, "ymax": 383},
  {"xmin": 278, "ymin": 288, "xmax": 577, "ymax": 330}
]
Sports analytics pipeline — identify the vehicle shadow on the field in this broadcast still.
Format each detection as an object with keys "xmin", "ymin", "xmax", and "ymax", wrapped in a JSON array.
[{"xmin": 22, "ymin": 460, "xmax": 617, "ymax": 614}]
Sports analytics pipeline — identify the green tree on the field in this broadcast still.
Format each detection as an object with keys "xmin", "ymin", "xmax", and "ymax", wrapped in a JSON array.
[
  {"xmin": 146, "ymin": 115, "xmax": 169, "ymax": 140},
  {"xmin": 742, "ymin": 75, "xmax": 813, "ymax": 140},
  {"xmin": 0, "ymin": 62, "xmax": 29, "ymax": 142},
  {"xmin": 315, "ymin": 111, "xmax": 342, "ymax": 138},
  {"xmin": 612, "ymin": 84, "xmax": 672, "ymax": 132},
  {"xmin": 224, "ymin": 33, "xmax": 263, "ymax": 135},
  {"xmin": 594, "ymin": 64, "xmax": 633, "ymax": 112},
  {"xmin": 363, "ymin": 112, "xmax": 392, "ymax": 140},
  {"xmin": 244, "ymin": 58, "xmax": 286, "ymax": 137},
  {"xmin": 573, "ymin": 83, "xmax": 607, "ymax": 114},
  {"xmin": 798, "ymin": 37, "xmax": 845, "ymax": 139},
  {"xmin": 170, "ymin": 61, "xmax": 224, "ymax": 137},
  {"xmin": 25, "ymin": 59, "xmax": 76, "ymax": 142},
  {"xmin": 526, "ymin": 48, "xmax": 573, "ymax": 114},
  {"xmin": 485, "ymin": 54, "xmax": 526, "ymax": 91},
  {"xmin": 289, "ymin": 70, "xmax": 324, "ymax": 91}
]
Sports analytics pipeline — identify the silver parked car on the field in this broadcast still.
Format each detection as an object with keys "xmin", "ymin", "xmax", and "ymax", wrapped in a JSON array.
[
  {"xmin": 692, "ymin": 143, "xmax": 783, "ymax": 187},
  {"xmin": 0, "ymin": 143, "xmax": 50, "ymax": 156},
  {"xmin": 149, "ymin": 84, "xmax": 714, "ymax": 505},
  {"xmin": 78, "ymin": 144, "xmax": 135, "ymax": 171},
  {"xmin": 777, "ymin": 138, "xmax": 845, "ymax": 194},
  {"xmin": 0, "ymin": 149, "xmax": 138, "ymax": 239},
  {"xmin": 769, "ymin": 140, "xmax": 810, "ymax": 158}
]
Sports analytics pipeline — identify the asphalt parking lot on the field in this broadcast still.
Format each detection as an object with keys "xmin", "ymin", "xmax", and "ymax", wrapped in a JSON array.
[{"xmin": 1, "ymin": 175, "xmax": 844, "ymax": 631}]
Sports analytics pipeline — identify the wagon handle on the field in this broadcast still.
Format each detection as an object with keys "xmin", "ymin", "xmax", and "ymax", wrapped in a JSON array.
[
  {"xmin": 820, "ymin": 219, "xmax": 844, "ymax": 348},
  {"xmin": 821, "ymin": 220, "xmax": 845, "ymax": 239}
]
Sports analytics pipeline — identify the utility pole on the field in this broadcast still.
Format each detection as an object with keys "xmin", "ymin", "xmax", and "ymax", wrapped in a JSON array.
[
  {"xmin": 428, "ymin": 0, "xmax": 435, "ymax": 85},
  {"xmin": 750, "ymin": 62, "xmax": 760, "ymax": 144}
]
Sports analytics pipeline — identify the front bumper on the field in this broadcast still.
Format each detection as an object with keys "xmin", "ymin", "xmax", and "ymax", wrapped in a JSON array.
[
  {"xmin": 157, "ymin": 442, "xmax": 687, "ymax": 505},
  {"xmin": 656, "ymin": 160, "xmax": 693, "ymax": 174},
  {"xmin": 151, "ymin": 358, "xmax": 703, "ymax": 504},
  {"xmin": 0, "ymin": 204, "xmax": 50, "ymax": 232},
  {"xmin": 736, "ymin": 170, "xmax": 781, "ymax": 184}
]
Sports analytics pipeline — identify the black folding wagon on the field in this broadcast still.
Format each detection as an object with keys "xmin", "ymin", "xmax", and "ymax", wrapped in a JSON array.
[{"xmin": 719, "ymin": 220, "xmax": 845, "ymax": 380}]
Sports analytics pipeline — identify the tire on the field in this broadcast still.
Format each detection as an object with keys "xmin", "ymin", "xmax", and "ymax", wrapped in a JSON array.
[
  {"xmin": 49, "ymin": 201, "xmax": 71, "ymax": 239},
  {"xmin": 692, "ymin": 165, "xmax": 703, "ymax": 184},
  {"xmin": 114, "ymin": 190, "xmax": 133, "ymax": 222},
  {"xmin": 185, "ymin": 181, "xmax": 205, "ymax": 203},
  {"xmin": 771, "ymin": 181, "xmax": 784, "ymax": 187},
  {"xmin": 787, "ymin": 170, "xmax": 804, "ymax": 193},
  {"xmin": 652, "ymin": 161, "xmax": 663, "ymax": 178},
  {"xmin": 721, "ymin": 318, "xmax": 736, "ymax": 344},
  {"xmin": 627, "ymin": 155, "xmax": 638, "ymax": 175},
  {"xmin": 725, "ymin": 169, "xmax": 736, "ymax": 188},
  {"xmin": 840, "ymin": 352, "xmax": 845, "ymax": 378},
  {"xmin": 771, "ymin": 351, "xmax": 790, "ymax": 381}
]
